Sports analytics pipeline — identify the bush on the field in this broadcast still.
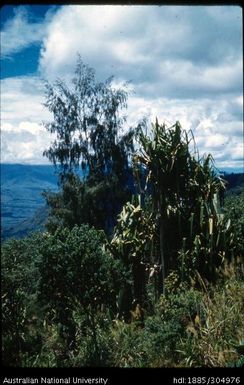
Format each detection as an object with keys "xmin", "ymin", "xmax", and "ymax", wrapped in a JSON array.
[
  {"xmin": 1, "ymin": 234, "xmax": 43, "ymax": 366},
  {"xmin": 223, "ymin": 193, "xmax": 244, "ymax": 257},
  {"xmin": 37, "ymin": 225, "xmax": 124, "ymax": 363},
  {"xmin": 107, "ymin": 282, "xmax": 204, "ymax": 367},
  {"xmin": 2, "ymin": 225, "xmax": 124, "ymax": 367}
]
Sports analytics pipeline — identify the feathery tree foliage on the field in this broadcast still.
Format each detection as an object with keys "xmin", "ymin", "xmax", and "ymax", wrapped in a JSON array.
[{"xmin": 43, "ymin": 56, "xmax": 135, "ymax": 233}]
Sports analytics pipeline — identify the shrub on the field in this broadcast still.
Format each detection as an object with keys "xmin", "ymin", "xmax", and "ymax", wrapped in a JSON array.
[
  {"xmin": 37, "ymin": 225, "xmax": 124, "ymax": 364},
  {"xmin": 1, "ymin": 234, "xmax": 43, "ymax": 366}
]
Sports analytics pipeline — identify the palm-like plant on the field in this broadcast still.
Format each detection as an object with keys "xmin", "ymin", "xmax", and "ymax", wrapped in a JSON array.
[
  {"xmin": 109, "ymin": 199, "xmax": 155, "ymax": 319},
  {"xmin": 133, "ymin": 120, "xmax": 190, "ymax": 292},
  {"xmin": 133, "ymin": 119, "xmax": 228, "ymax": 293}
]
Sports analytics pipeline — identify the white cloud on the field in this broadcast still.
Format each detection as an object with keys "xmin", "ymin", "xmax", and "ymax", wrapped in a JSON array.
[
  {"xmin": 1, "ymin": 76, "xmax": 53, "ymax": 164},
  {"xmin": 1, "ymin": 121, "xmax": 54, "ymax": 164},
  {"xmin": 0, "ymin": 7, "xmax": 50, "ymax": 57},
  {"xmin": 2, "ymin": 121, "xmax": 43, "ymax": 135},
  {"xmin": 126, "ymin": 94, "xmax": 243, "ymax": 171},
  {"xmin": 1, "ymin": 76, "xmax": 50, "ymax": 124},
  {"xmin": 1, "ymin": 5, "xmax": 243, "ymax": 170},
  {"xmin": 157, "ymin": 58, "xmax": 242, "ymax": 97},
  {"xmin": 39, "ymin": 5, "xmax": 242, "ymax": 90}
]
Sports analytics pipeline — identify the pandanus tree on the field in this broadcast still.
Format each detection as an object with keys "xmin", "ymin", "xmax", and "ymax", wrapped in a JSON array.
[
  {"xmin": 111, "ymin": 118, "xmax": 230, "ymax": 313},
  {"xmin": 133, "ymin": 120, "xmax": 194, "ymax": 293},
  {"xmin": 133, "ymin": 119, "xmax": 229, "ymax": 290},
  {"xmin": 43, "ymin": 56, "xmax": 135, "ymax": 233}
]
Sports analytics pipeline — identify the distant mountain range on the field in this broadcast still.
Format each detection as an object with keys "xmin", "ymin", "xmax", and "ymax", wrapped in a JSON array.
[
  {"xmin": 1, "ymin": 164, "xmax": 58, "ymax": 240},
  {"xmin": 1, "ymin": 163, "xmax": 243, "ymax": 241},
  {"xmin": 221, "ymin": 172, "xmax": 244, "ymax": 195}
]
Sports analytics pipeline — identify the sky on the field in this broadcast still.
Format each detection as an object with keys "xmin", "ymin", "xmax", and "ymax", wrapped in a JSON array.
[{"xmin": 0, "ymin": 4, "xmax": 243, "ymax": 172}]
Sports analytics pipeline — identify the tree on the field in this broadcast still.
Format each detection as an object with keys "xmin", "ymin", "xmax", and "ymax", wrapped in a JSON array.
[
  {"xmin": 130, "ymin": 119, "xmax": 228, "ymax": 293},
  {"xmin": 43, "ymin": 56, "xmax": 135, "ymax": 233}
]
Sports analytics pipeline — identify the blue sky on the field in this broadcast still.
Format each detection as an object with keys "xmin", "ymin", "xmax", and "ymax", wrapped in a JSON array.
[{"xmin": 1, "ymin": 4, "xmax": 243, "ymax": 171}]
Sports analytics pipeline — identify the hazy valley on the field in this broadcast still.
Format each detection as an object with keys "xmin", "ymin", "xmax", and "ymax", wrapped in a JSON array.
[
  {"xmin": 1, "ymin": 163, "xmax": 243, "ymax": 241},
  {"xmin": 1, "ymin": 164, "xmax": 58, "ymax": 240}
]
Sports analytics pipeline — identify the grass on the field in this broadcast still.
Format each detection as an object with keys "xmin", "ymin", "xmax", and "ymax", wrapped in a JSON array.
[
  {"xmin": 102, "ymin": 263, "xmax": 244, "ymax": 368},
  {"xmin": 4, "ymin": 256, "xmax": 244, "ymax": 368}
]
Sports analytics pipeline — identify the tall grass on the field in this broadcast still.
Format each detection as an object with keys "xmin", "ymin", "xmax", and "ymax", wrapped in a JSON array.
[{"xmin": 104, "ymin": 263, "xmax": 244, "ymax": 368}]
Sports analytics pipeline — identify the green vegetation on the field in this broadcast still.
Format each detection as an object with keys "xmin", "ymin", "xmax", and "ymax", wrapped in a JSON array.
[
  {"xmin": 2, "ymin": 60, "xmax": 243, "ymax": 367},
  {"xmin": 42, "ymin": 56, "xmax": 135, "ymax": 233},
  {"xmin": 2, "ymin": 229, "xmax": 243, "ymax": 367}
]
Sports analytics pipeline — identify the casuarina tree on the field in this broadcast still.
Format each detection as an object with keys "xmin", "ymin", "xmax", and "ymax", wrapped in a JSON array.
[{"xmin": 43, "ymin": 55, "xmax": 135, "ymax": 233}]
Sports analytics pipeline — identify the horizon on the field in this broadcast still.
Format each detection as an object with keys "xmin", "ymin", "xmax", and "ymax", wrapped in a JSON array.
[{"xmin": 1, "ymin": 162, "xmax": 243, "ymax": 175}]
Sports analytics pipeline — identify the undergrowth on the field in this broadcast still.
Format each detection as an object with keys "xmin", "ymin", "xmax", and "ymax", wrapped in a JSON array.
[{"xmin": 18, "ymin": 261, "xmax": 244, "ymax": 368}]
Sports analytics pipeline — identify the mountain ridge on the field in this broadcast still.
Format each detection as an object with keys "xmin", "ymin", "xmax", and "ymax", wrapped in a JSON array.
[
  {"xmin": 1, "ymin": 164, "xmax": 58, "ymax": 240},
  {"xmin": 1, "ymin": 164, "xmax": 243, "ymax": 241}
]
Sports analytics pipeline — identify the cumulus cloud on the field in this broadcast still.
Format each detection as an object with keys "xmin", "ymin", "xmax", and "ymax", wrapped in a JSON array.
[
  {"xmin": 1, "ymin": 121, "xmax": 53, "ymax": 164},
  {"xmin": 126, "ymin": 94, "xmax": 243, "ymax": 170},
  {"xmin": 1, "ymin": 76, "xmax": 50, "ymax": 124},
  {"xmin": 1, "ymin": 5, "xmax": 243, "ymax": 170},
  {"xmin": 1, "ymin": 77, "xmax": 53, "ymax": 164},
  {"xmin": 39, "ymin": 6, "xmax": 242, "ymax": 96}
]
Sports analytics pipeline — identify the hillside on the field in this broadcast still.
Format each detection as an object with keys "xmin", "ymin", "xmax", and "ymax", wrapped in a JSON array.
[
  {"xmin": 222, "ymin": 171, "xmax": 244, "ymax": 196},
  {"xmin": 1, "ymin": 164, "xmax": 243, "ymax": 241},
  {"xmin": 1, "ymin": 164, "xmax": 58, "ymax": 240}
]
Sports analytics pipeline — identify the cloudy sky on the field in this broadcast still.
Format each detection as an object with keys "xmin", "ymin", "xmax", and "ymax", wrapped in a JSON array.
[{"xmin": 1, "ymin": 4, "xmax": 243, "ymax": 171}]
